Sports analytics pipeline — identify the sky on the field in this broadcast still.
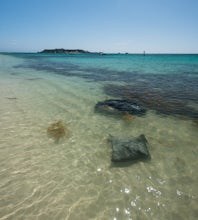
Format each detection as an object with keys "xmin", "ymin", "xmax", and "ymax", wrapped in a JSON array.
[{"xmin": 0, "ymin": 0, "xmax": 198, "ymax": 53}]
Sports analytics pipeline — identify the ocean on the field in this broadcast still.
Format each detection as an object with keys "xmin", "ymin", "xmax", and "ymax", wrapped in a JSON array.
[{"xmin": 0, "ymin": 53, "xmax": 198, "ymax": 220}]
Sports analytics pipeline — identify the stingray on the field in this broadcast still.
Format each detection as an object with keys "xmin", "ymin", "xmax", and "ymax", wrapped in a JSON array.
[
  {"xmin": 95, "ymin": 99, "xmax": 146, "ymax": 117},
  {"xmin": 108, "ymin": 134, "xmax": 151, "ymax": 164}
]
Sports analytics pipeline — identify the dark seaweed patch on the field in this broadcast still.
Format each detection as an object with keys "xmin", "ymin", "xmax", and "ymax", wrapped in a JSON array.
[
  {"xmin": 12, "ymin": 54, "xmax": 198, "ymax": 120},
  {"xmin": 103, "ymin": 77, "xmax": 198, "ymax": 120}
]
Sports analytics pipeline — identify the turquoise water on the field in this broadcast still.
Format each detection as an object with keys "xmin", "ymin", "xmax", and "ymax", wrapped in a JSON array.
[
  {"xmin": 12, "ymin": 53, "xmax": 198, "ymax": 119},
  {"xmin": 12, "ymin": 52, "xmax": 198, "ymax": 75},
  {"xmin": 0, "ymin": 53, "xmax": 198, "ymax": 220}
]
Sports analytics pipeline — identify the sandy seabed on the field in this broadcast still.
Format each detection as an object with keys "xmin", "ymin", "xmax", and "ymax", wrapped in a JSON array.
[{"xmin": 0, "ymin": 55, "xmax": 197, "ymax": 220}]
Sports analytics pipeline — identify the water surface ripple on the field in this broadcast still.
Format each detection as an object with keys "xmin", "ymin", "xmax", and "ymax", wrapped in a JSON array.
[{"xmin": 0, "ymin": 54, "xmax": 197, "ymax": 220}]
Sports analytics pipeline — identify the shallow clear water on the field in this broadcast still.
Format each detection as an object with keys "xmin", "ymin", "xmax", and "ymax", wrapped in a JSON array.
[{"xmin": 0, "ymin": 53, "xmax": 198, "ymax": 220}]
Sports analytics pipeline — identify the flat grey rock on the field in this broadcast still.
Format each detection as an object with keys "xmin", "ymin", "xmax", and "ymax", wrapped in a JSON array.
[{"xmin": 109, "ymin": 134, "xmax": 151, "ymax": 163}]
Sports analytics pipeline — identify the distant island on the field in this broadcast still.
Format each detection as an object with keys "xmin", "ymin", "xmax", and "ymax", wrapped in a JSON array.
[{"xmin": 39, "ymin": 48, "xmax": 94, "ymax": 54}]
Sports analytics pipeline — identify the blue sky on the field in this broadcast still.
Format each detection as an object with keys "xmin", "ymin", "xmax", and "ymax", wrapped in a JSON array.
[{"xmin": 0, "ymin": 0, "xmax": 198, "ymax": 53}]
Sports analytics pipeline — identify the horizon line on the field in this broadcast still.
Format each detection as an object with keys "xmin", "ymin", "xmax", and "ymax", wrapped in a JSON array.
[{"xmin": 0, "ymin": 51, "xmax": 198, "ymax": 55}]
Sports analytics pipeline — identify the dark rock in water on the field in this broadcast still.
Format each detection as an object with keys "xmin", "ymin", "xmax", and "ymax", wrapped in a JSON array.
[
  {"xmin": 95, "ymin": 99, "xmax": 146, "ymax": 116},
  {"xmin": 108, "ymin": 134, "xmax": 151, "ymax": 163}
]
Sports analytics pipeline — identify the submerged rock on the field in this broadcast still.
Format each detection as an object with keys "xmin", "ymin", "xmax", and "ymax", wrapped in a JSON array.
[
  {"xmin": 108, "ymin": 134, "xmax": 151, "ymax": 163},
  {"xmin": 95, "ymin": 99, "xmax": 146, "ymax": 116}
]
